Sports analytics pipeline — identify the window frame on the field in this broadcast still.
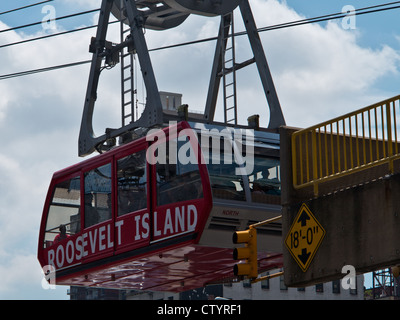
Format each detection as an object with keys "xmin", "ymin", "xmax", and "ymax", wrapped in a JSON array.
[
  {"xmin": 43, "ymin": 172, "xmax": 82, "ymax": 248},
  {"xmin": 116, "ymin": 149, "xmax": 148, "ymax": 217},
  {"xmin": 155, "ymin": 138, "xmax": 204, "ymax": 207},
  {"xmin": 83, "ymin": 162, "xmax": 113, "ymax": 228},
  {"xmin": 81, "ymin": 156, "xmax": 114, "ymax": 230}
]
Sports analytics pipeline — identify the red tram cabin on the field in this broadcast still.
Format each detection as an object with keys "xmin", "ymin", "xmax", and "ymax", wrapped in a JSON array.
[{"xmin": 38, "ymin": 121, "xmax": 283, "ymax": 292}]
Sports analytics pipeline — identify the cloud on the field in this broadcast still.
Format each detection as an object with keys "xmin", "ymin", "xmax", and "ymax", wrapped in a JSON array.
[
  {"xmin": 0, "ymin": 253, "xmax": 39, "ymax": 298},
  {"xmin": 133, "ymin": 0, "xmax": 400, "ymax": 128},
  {"xmin": 0, "ymin": 17, "xmax": 93, "ymax": 300},
  {"xmin": 63, "ymin": 0, "xmax": 100, "ymax": 9},
  {"xmin": 0, "ymin": 0, "xmax": 399, "ymax": 299},
  {"xmin": 249, "ymin": 0, "xmax": 400, "ymax": 127},
  {"xmin": 0, "ymin": 252, "xmax": 68, "ymax": 299}
]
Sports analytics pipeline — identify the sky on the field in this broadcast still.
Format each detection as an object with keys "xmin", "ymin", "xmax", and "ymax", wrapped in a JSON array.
[{"xmin": 0, "ymin": 0, "xmax": 399, "ymax": 300}]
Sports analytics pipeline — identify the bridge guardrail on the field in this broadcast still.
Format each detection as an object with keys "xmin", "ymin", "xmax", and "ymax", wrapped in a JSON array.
[{"xmin": 292, "ymin": 95, "xmax": 400, "ymax": 195}]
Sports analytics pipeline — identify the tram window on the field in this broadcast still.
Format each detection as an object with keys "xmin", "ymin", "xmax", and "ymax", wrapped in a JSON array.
[
  {"xmin": 117, "ymin": 150, "xmax": 147, "ymax": 216},
  {"xmin": 249, "ymin": 155, "xmax": 281, "ymax": 204},
  {"xmin": 202, "ymin": 138, "xmax": 245, "ymax": 201},
  {"xmin": 84, "ymin": 163, "xmax": 112, "ymax": 228},
  {"xmin": 43, "ymin": 176, "xmax": 81, "ymax": 248},
  {"xmin": 156, "ymin": 139, "xmax": 203, "ymax": 206}
]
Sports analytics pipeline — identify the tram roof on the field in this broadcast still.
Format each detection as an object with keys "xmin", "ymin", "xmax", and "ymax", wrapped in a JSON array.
[{"xmin": 54, "ymin": 121, "xmax": 280, "ymax": 178}]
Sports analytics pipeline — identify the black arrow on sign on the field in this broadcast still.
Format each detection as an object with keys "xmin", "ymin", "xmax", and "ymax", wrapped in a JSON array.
[
  {"xmin": 297, "ymin": 210, "xmax": 310, "ymax": 227},
  {"xmin": 298, "ymin": 248, "xmax": 311, "ymax": 265}
]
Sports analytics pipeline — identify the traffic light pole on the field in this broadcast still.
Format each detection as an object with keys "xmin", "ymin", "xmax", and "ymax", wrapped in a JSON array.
[
  {"xmin": 250, "ymin": 215, "xmax": 283, "ymax": 284},
  {"xmin": 251, "ymin": 270, "xmax": 284, "ymax": 284},
  {"xmin": 251, "ymin": 215, "xmax": 282, "ymax": 228},
  {"xmin": 232, "ymin": 215, "xmax": 282, "ymax": 282}
]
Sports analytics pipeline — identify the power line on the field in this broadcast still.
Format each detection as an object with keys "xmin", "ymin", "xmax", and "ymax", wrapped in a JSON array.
[
  {"xmin": 0, "ymin": 60, "xmax": 91, "ymax": 80},
  {"xmin": 0, "ymin": 8, "xmax": 99, "ymax": 34},
  {"xmin": 0, "ymin": 24, "xmax": 97, "ymax": 50},
  {"xmin": 258, "ymin": 2, "xmax": 400, "ymax": 33},
  {"xmin": 2, "ymin": 1, "xmax": 399, "ymax": 51},
  {"xmin": 1, "ymin": 1, "xmax": 400, "ymax": 81},
  {"xmin": 150, "ymin": 1, "xmax": 400, "ymax": 52},
  {"xmin": 0, "ymin": 0, "xmax": 54, "ymax": 16},
  {"xmin": 0, "ymin": 20, "xmax": 119, "ymax": 50}
]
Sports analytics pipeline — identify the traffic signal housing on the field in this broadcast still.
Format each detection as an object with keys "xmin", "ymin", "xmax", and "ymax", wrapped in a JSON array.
[
  {"xmin": 232, "ymin": 226, "xmax": 258, "ymax": 279},
  {"xmin": 392, "ymin": 265, "xmax": 400, "ymax": 278}
]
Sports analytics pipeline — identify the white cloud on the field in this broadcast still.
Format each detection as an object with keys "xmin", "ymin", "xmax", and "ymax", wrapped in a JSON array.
[
  {"xmin": 136, "ymin": 0, "xmax": 400, "ymax": 127},
  {"xmin": 0, "ymin": 0, "xmax": 399, "ymax": 299},
  {"xmin": 0, "ymin": 253, "xmax": 39, "ymax": 298},
  {"xmin": 183, "ymin": 0, "xmax": 399, "ymax": 128},
  {"xmin": 0, "ymin": 17, "xmax": 93, "ymax": 300},
  {"xmin": 249, "ymin": 0, "xmax": 400, "ymax": 126},
  {"xmin": 0, "ymin": 252, "xmax": 68, "ymax": 299},
  {"xmin": 64, "ymin": 0, "xmax": 101, "ymax": 8}
]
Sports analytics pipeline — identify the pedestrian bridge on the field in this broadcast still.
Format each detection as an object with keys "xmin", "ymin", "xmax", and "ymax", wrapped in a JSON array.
[{"xmin": 280, "ymin": 95, "xmax": 400, "ymax": 287}]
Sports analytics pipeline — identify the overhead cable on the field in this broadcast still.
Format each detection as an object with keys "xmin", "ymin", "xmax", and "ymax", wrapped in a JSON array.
[
  {"xmin": 150, "ymin": 1, "xmax": 400, "ymax": 52},
  {"xmin": 257, "ymin": 2, "xmax": 400, "ymax": 33},
  {"xmin": 0, "ymin": 20, "xmax": 119, "ymax": 50},
  {"xmin": 1, "ymin": 1, "xmax": 400, "ymax": 80},
  {"xmin": 0, "ymin": 0, "xmax": 54, "ymax": 16},
  {"xmin": 0, "ymin": 8, "xmax": 99, "ymax": 34},
  {"xmin": 0, "ymin": 60, "xmax": 91, "ymax": 80},
  {"xmin": 1, "ymin": 1, "xmax": 399, "ymax": 50}
]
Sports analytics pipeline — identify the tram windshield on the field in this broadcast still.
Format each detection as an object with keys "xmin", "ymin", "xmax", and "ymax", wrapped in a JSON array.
[
  {"xmin": 84, "ymin": 163, "xmax": 112, "ymax": 227},
  {"xmin": 43, "ymin": 176, "xmax": 81, "ymax": 248}
]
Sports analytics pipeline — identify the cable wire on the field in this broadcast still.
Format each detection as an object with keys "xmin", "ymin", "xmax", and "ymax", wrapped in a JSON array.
[
  {"xmin": 1, "ymin": 1, "xmax": 400, "ymax": 80},
  {"xmin": 0, "ymin": 8, "xmax": 99, "ymax": 34},
  {"xmin": 0, "ymin": 0, "xmax": 54, "ymax": 16},
  {"xmin": 258, "ymin": 2, "xmax": 400, "ymax": 33},
  {"xmin": 150, "ymin": 1, "xmax": 400, "ymax": 52},
  {"xmin": 2, "ymin": 1, "xmax": 399, "ymax": 50},
  {"xmin": 0, "ymin": 60, "xmax": 91, "ymax": 80},
  {"xmin": 0, "ymin": 20, "xmax": 119, "ymax": 50}
]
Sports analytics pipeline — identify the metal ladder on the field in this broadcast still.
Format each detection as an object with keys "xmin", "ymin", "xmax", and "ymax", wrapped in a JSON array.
[
  {"xmin": 120, "ymin": 19, "xmax": 135, "ymax": 126},
  {"xmin": 221, "ymin": 12, "xmax": 238, "ymax": 125}
]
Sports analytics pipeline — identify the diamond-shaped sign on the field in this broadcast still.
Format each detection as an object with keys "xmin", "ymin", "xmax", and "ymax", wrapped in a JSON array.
[{"xmin": 285, "ymin": 203, "xmax": 325, "ymax": 272}]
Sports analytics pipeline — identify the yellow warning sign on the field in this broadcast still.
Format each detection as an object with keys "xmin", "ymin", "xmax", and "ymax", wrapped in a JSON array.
[{"xmin": 285, "ymin": 203, "xmax": 325, "ymax": 272}]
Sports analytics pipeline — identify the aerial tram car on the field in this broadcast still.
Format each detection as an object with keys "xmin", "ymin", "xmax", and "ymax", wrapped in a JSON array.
[{"xmin": 38, "ymin": 0, "xmax": 286, "ymax": 291}]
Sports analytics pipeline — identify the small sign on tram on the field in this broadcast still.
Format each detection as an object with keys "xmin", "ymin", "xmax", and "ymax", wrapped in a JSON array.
[{"xmin": 284, "ymin": 203, "xmax": 325, "ymax": 272}]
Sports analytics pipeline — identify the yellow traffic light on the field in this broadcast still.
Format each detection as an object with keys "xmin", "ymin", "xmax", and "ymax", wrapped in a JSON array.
[
  {"xmin": 392, "ymin": 265, "xmax": 400, "ymax": 278},
  {"xmin": 232, "ymin": 226, "xmax": 258, "ymax": 279}
]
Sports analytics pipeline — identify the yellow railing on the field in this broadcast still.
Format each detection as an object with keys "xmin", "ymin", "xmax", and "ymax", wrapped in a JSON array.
[{"xmin": 292, "ymin": 95, "xmax": 400, "ymax": 195}]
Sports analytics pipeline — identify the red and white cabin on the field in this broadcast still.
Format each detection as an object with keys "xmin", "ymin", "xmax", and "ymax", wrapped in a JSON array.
[{"xmin": 38, "ymin": 121, "xmax": 283, "ymax": 292}]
